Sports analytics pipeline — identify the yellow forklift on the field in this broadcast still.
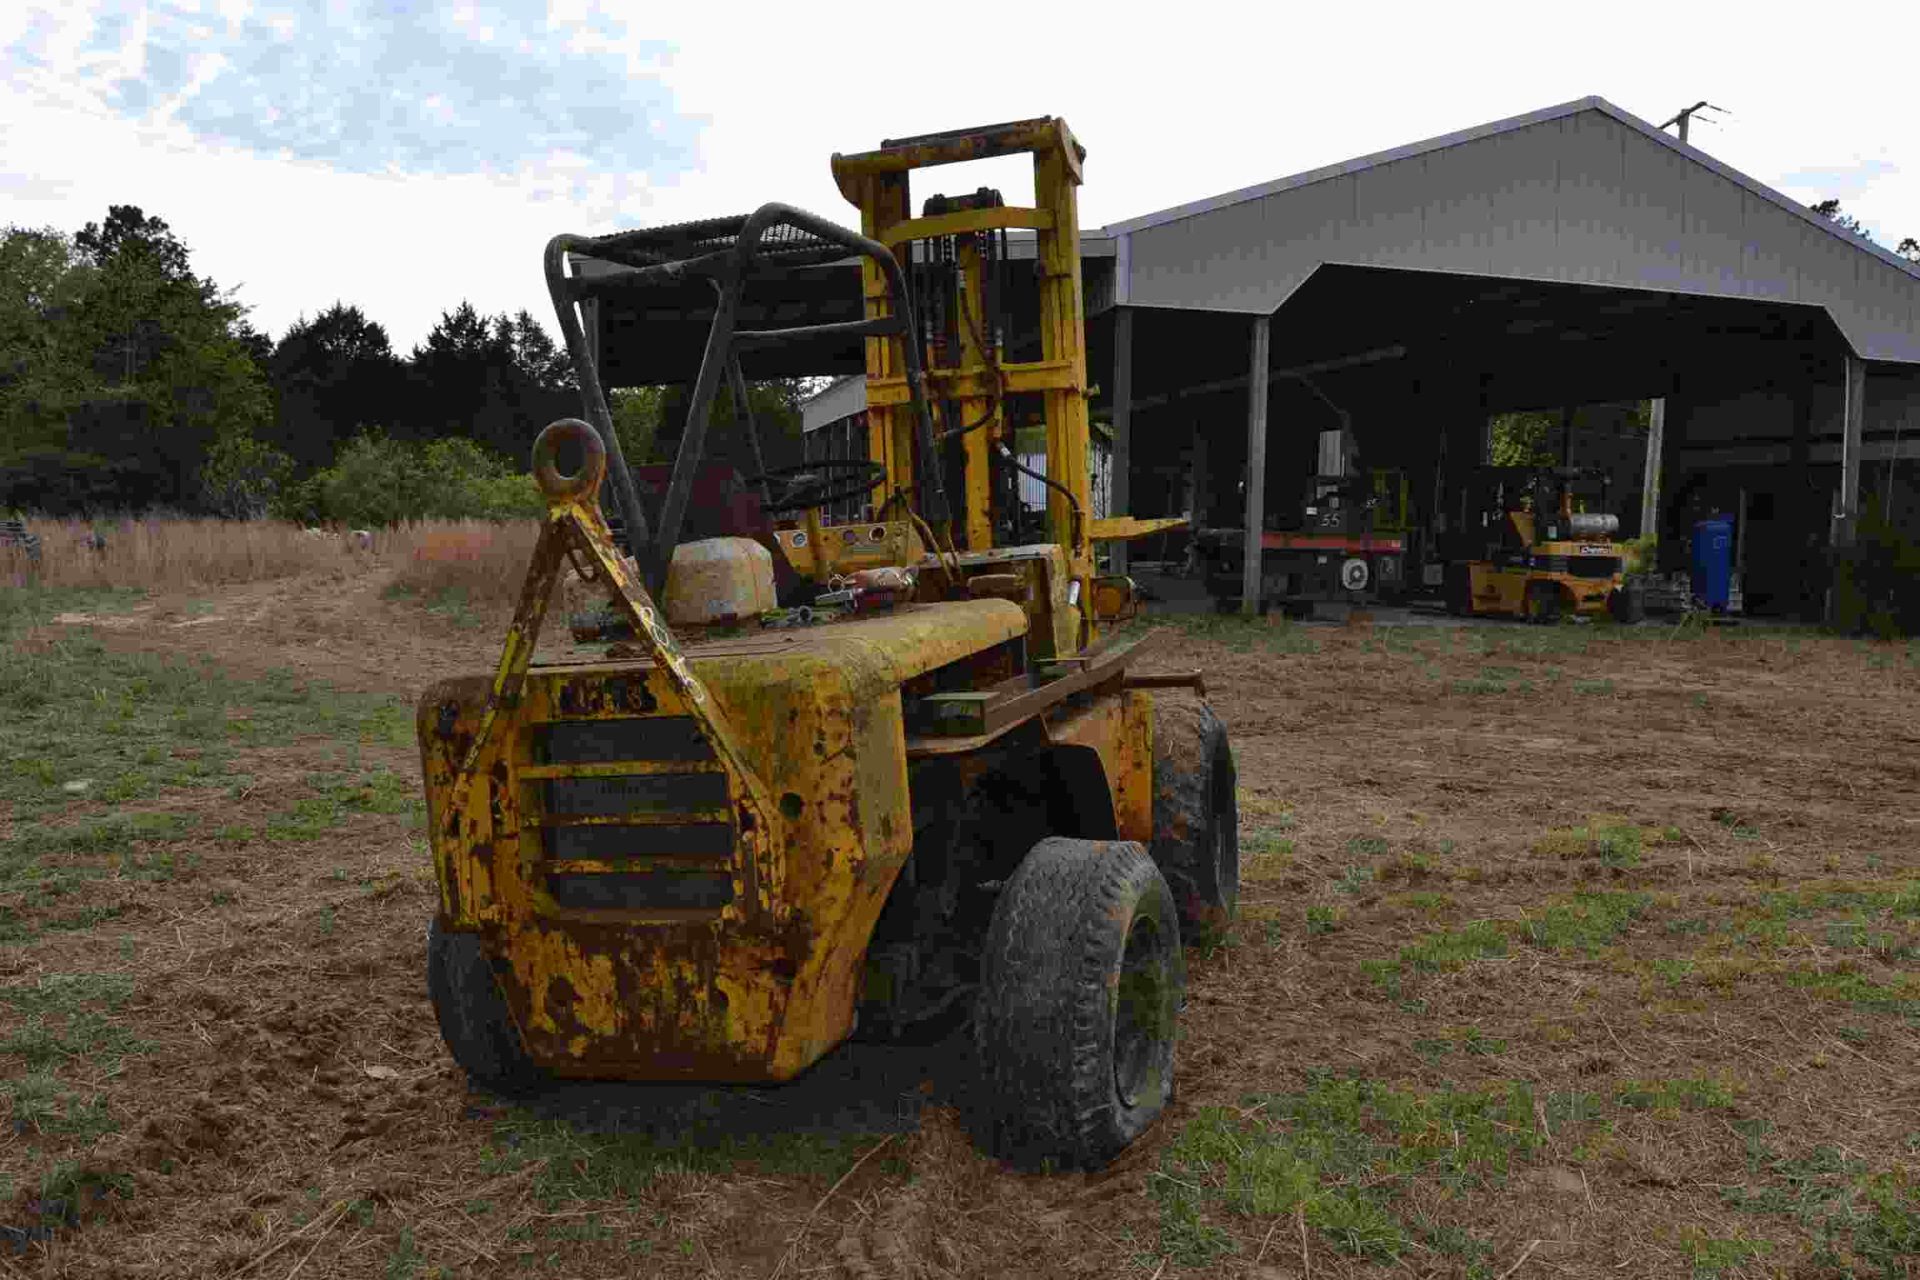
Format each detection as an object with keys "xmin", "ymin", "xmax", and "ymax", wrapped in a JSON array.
[
  {"xmin": 1443, "ymin": 466, "xmax": 1640, "ymax": 622},
  {"xmin": 416, "ymin": 118, "xmax": 1235, "ymax": 1170}
]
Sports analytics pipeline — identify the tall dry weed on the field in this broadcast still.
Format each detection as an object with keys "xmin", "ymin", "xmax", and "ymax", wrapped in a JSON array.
[
  {"xmin": 3, "ymin": 516, "xmax": 371, "ymax": 590},
  {"xmin": 1, "ymin": 515, "xmax": 541, "ymax": 598},
  {"xmin": 385, "ymin": 519, "xmax": 541, "ymax": 607}
]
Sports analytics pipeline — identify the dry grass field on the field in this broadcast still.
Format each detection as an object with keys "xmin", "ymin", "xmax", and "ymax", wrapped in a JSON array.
[{"xmin": 2, "ymin": 522, "xmax": 1918, "ymax": 1278}]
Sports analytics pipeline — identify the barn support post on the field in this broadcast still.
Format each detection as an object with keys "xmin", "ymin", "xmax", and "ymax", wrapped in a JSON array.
[
  {"xmin": 1639, "ymin": 397, "xmax": 1665, "ymax": 539},
  {"xmin": 1836, "ymin": 354, "xmax": 1866, "ymax": 548},
  {"xmin": 1240, "ymin": 315, "xmax": 1271, "ymax": 616},
  {"xmin": 1656, "ymin": 388, "xmax": 1688, "ymax": 571},
  {"xmin": 1188, "ymin": 425, "xmax": 1208, "ymax": 527},
  {"xmin": 1111, "ymin": 306, "xmax": 1134, "ymax": 574}
]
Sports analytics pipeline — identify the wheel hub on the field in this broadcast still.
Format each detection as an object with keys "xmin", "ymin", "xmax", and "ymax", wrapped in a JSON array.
[{"xmin": 1112, "ymin": 916, "xmax": 1167, "ymax": 1109}]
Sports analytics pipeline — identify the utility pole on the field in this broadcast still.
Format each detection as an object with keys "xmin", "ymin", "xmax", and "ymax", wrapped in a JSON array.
[{"xmin": 1659, "ymin": 100, "xmax": 1727, "ymax": 145}]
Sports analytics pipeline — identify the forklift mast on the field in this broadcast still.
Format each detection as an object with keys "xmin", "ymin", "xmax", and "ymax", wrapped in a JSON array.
[{"xmin": 831, "ymin": 118, "xmax": 1110, "ymax": 624}]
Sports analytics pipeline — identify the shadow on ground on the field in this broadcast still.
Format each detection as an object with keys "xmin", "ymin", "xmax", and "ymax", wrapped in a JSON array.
[{"xmin": 500, "ymin": 1032, "xmax": 976, "ymax": 1142}]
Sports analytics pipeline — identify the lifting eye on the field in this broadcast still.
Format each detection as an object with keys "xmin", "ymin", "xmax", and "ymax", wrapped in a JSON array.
[{"xmin": 530, "ymin": 418, "xmax": 607, "ymax": 502}]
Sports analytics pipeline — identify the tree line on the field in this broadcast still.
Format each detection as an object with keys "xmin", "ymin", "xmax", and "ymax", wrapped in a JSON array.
[
  {"xmin": 1810, "ymin": 199, "xmax": 1919, "ymax": 262},
  {"xmin": 0, "ymin": 205, "xmax": 804, "ymax": 522}
]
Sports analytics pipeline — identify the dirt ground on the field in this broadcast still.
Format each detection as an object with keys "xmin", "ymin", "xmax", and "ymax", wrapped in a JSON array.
[{"xmin": 3, "ymin": 567, "xmax": 1919, "ymax": 1278}]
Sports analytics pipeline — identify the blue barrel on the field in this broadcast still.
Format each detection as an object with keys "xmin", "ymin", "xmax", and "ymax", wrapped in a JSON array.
[{"xmin": 1691, "ymin": 515, "xmax": 1734, "ymax": 611}]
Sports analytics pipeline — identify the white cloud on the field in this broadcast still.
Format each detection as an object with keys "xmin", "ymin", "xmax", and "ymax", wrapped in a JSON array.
[{"xmin": 4, "ymin": 0, "xmax": 1919, "ymax": 356}]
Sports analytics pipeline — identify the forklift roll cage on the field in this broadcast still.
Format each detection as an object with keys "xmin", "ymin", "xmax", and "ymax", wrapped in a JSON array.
[{"xmin": 543, "ymin": 203, "xmax": 948, "ymax": 592}]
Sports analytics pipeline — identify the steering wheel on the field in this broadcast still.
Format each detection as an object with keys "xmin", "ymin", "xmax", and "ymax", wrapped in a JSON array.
[{"xmin": 748, "ymin": 460, "xmax": 888, "ymax": 513}]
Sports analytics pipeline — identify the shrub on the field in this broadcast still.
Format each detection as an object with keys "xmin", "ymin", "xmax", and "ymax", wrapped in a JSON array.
[
  {"xmin": 199, "ymin": 431, "xmax": 294, "ymax": 519},
  {"xmin": 1620, "ymin": 533, "xmax": 1657, "ymax": 577},
  {"xmin": 1834, "ymin": 496, "xmax": 1920, "ymax": 638},
  {"xmin": 281, "ymin": 432, "xmax": 543, "ymax": 526}
]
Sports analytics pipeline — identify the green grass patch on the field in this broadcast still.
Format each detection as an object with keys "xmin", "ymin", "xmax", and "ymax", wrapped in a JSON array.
[
  {"xmin": 1449, "ymin": 677, "xmax": 1508, "ymax": 695},
  {"xmin": 1571, "ymin": 678, "xmax": 1615, "ymax": 696},
  {"xmin": 1489, "ymin": 627, "xmax": 1593, "ymax": 657},
  {"xmin": 0, "ymin": 972, "xmax": 150, "ymax": 1143},
  {"xmin": 2, "ymin": 1011, "xmax": 150, "ymax": 1071},
  {"xmin": 1398, "ymin": 920, "xmax": 1510, "ymax": 975},
  {"xmin": 1151, "ymin": 1073, "xmax": 1566, "ymax": 1265},
  {"xmin": 387, "ymin": 582, "xmax": 484, "ymax": 629},
  {"xmin": 1366, "ymin": 892, "xmax": 1648, "ymax": 995},
  {"xmin": 1681, "ymin": 1234, "xmax": 1773, "ymax": 1278},
  {"xmin": 1363, "ymin": 920, "xmax": 1507, "ymax": 998},
  {"xmin": 1615, "ymin": 1077, "xmax": 1735, "ymax": 1112},
  {"xmin": 0, "ymin": 973, "xmax": 134, "ymax": 1014},
  {"xmin": 0, "ymin": 974, "xmax": 138, "ymax": 1142},
  {"xmin": 1519, "ymin": 891, "xmax": 1650, "ymax": 953},
  {"xmin": 1757, "ymin": 881, "xmax": 1920, "ymax": 922},
  {"xmin": 0, "ymin": 903, "xmax": 124, "ymax": 944},
  {"xmin": 1824, "ymin": 922, "xmax": 1917, "ymax": 961},
  {"xmin": 1334, "ymin": 865, "xmax": 1374, "ymax": 895},
  {"xmin": 1413, "ymin": 1028, "xmax": 1507, "ymax": 1062},
  {"xmin": 1243, "ymin": 829, "xmax": 1295, "ymax": 858},
  {"xmin": 1, "ymin": 615, "xmax": 409, "ymax": 825},
  {"xmin": 1786, "ymin": 970, "xmax": 1920, "ymax": 1018},
  {"xmin": 1, "ymin": 1073, "xmax": 117, "ymax": 1139},
  {"xmin": 0, "ymin": 586, "xmax": 145, "ymax": 643},
  {"xmin": 0, "ymin": 811, "xmax": 201, "ymax": 909},
  {"xmin": 1534, "ymin": 818, "xmax": 1650, "ymax": 868},
  {"xmin": 1652, "ymin": 957, "xmax": 1696, "ymax": 987},
  {"xmin": 1721, "ymin": 1127, "xmax": 1920, "ymax": 1277},
  {"xmin": 3, "ymin": 605, "xmax": 413, "ymax": 920},
  {"xmin": 262, "ymin": 768, "xmax": 421, "ymax": 841},
  {"xmin": 0, "ymin": 972, "xmax": 150, "ymax": 1078},
  {"xmin": 1123, "ymin": 612, "xmax": 1318, "ymax": 655}
]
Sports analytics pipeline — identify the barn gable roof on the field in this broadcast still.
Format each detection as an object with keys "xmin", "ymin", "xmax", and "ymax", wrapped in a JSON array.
[{"xmin": 1102, "ymin": 96, "xmax": 1920, "ymax": 364}]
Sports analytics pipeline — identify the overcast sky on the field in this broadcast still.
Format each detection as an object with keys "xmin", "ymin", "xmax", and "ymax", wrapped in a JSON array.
[{"xmin": 4, "ymin": 1, "xmax": 1917, "ymax": 353}]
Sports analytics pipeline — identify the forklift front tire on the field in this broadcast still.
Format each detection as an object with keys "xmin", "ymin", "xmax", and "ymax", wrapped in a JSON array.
[
  {"xmin": 427, "ymin": 919, "xmax": 543, "ymax": 1097},
  {"xmin": 972, "ymin": 838, "xmax": 1184, "ymax": 1171},
  {"xmin": 1524, "ymin": 582, "xmax": 1565, "ymax": 625}
]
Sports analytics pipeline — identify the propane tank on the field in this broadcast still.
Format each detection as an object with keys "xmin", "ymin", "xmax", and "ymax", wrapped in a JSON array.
[
  {"xmin": 1568, "ymin": 512, "xmax": 1619, "ymax": 539},
  {"xmin": 662, "ymin": 537, "xmax": 776, "ymax": 625}
]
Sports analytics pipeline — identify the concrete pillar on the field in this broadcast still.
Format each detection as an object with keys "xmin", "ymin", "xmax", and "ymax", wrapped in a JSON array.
[
  {"xmin": 1639, "ymin": 397, "xmax": 1665, "ymax": 539},
  {"xmin": 1110, "ymin": 307, "xmax": 1133, "ymax": 574},
  {"xmin": 1240, "ymin": 316, "xmax": 1271, "ymax": 616},
  {"xmin": 1188, "ymin": 425, "xmax": 1209, "ymax": 527},
  {"xmin": 1836, "ymin": 354, "xmax": 1866, "ymax": 547},
  {"xmin": 1656, "ymin": 388, "xmax": 1687, "ymax": 570}
]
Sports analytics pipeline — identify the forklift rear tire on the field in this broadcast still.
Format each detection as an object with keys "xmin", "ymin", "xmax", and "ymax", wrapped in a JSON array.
[
  {"xmin": 972, "ymin": 838, "xmax": 1184, "ymax": 1170},
  {"xmin": 426, "ymin": 920, "xmax": 542, "ymax": 1097},
  {"xmin": 1150, "ymin": 693, "xmax": 1239, "ymax": 933}
]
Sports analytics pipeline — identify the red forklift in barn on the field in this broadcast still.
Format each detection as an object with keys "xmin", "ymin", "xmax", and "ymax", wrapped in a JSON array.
[{"xmin": 1192, "ymin": 427, "xmax": 1412, "ymax": 616}]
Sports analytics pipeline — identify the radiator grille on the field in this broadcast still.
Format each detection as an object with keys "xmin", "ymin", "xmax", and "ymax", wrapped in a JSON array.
[{"xmin": 522, "ymin": 716, "xmax": 736, "ymax": 913}]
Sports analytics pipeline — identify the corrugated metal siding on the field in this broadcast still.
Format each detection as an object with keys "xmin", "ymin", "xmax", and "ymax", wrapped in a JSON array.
[
  {"xmin": 1118, "ymin": 106, "xmax": 1920, "ymax": 364},
  {"xmin": 1016, "ymin": 445, "xmax": 1110, "ymax": 518},
  {"xmin": 800, "ymin": 375, "xmax": 867, "ymax": 434}
]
